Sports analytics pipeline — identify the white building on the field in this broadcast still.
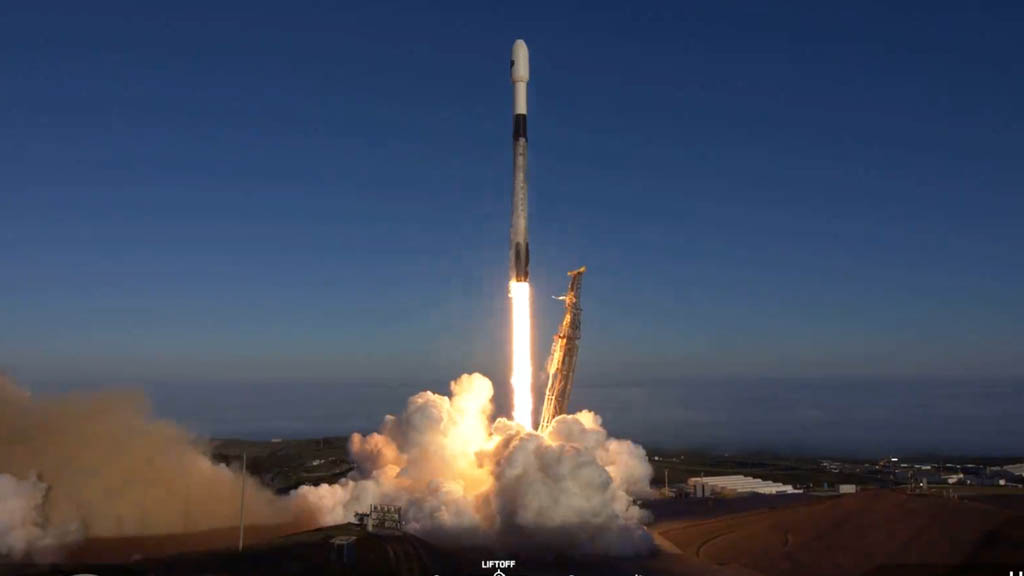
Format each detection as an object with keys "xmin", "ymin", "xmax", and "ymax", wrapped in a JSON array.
[
  {"xmin": 1002, "ymin": 463, "xmax": 1024, "ymax": 477},
  {"xmin": 688, "ymin": 475, "xmax": 801, "ymax": 496}
]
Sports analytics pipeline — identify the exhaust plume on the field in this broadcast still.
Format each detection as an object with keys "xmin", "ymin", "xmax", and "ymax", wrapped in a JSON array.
[
  {"xmin": 509, "ymin": 281, "xmax": 533, "ymax": 429},
  {"xmin": 1, "ymin": 372, "xmax": 655, "ymax": 560},
  {"xmin": 294, "ymin": 373, "xmax": 654, "ymax": 555}
]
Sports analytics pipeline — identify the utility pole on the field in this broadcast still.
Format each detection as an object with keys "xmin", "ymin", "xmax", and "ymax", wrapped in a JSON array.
[{"xmin": 238, "ymin": 451, "xmax": 247, "ymax": 552}]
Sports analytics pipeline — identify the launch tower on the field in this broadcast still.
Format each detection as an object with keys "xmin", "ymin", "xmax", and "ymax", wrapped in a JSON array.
[{"xmin": 539, "ymin": 266, "xmax": 586, "ymax": 432}]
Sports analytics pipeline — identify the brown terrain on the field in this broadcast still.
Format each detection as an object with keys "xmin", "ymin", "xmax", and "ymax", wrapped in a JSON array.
[
  {"xmin": 653, "ymin": 489, "xmax": 1024, "ymax": 576},
  {"xmin": 5, "ymin": 490, "xmax": 1023, "ymax": 575},
  {"xmin": 62, "ymin": 520, "xmax": 313, "ymax": 563},
  {"xmin": 3, "ymin": 524, "xmax": 449, "ymax": 576}
]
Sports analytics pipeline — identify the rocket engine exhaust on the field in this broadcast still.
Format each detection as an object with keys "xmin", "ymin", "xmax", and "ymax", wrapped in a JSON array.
[
  {"xmin": 509, "ymin": 40, "xmax": 533, "ymax": 429},
  {"xmin": 509, "ymin": 280, "xmax": 532, "ymax": 428}
]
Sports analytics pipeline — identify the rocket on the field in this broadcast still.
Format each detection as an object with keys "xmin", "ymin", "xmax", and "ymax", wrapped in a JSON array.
[{"xmin": 510, "ymin": 39, "xmax": 530, "ymax": 282}]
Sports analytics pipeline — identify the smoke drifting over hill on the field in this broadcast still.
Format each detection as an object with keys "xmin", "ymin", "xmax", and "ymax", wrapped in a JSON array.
[
  {"xmin": 1, "ymin": 373, "xmax": 654, "ymax": 560},
  {"xmin": 0, "ymin": 375, "xmax": 304, "ymax": 560}
]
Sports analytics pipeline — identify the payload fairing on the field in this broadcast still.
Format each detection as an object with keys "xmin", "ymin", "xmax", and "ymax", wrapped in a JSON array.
[{"xmin": 510, "ymin": 39, "xmax": 530, "ymax": 282}]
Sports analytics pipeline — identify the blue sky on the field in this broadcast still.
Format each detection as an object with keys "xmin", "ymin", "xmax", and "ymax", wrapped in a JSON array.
[{"xmin": 2, "ymin": 2, "xmax": 1022, "ymax": 452}]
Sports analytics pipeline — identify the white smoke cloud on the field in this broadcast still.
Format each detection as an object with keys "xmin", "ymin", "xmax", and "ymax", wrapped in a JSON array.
[
  {"xmin": 293, "ymin": 373, "xmax": 655, "ymax": 555},
  {"xmin": 0, "ymin": 473, "xmax": 79, "ymax": 561}
]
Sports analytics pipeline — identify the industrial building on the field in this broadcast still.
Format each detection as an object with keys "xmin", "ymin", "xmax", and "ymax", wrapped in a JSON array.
[
  {"xmin": 688, "ymin": 475, "xmax": 802, "ymax": 496},
  {"xmin": 1002, "ymin": 463, "xmax": 1024, "ymax": 477}
]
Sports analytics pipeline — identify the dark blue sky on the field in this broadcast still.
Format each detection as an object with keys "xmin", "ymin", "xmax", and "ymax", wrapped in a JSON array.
[{"xmin": 2, "ymin": 2, "xmax": 1021, "ymax": 452}]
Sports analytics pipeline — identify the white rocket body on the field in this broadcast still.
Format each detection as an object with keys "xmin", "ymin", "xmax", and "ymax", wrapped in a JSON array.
[{"xmin": 510, "ymin": 39, "xmax": 530, "ymax": 282}]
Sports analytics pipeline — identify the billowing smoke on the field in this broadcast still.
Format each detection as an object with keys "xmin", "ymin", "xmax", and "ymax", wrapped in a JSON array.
[
  {"xmin": 294, "ymin": 373, "xmax": 655, "ymax": 555},
  {"xmin": 1, "ymin": 372, "xmax": 655, "ymax": 561},
  {"xmin": 0, "ymin": 473, "xmax": 77, "ymax": 561},
  {"xmin": 0, "ymin": 375, "xmax": 307, "ymax": 560}
]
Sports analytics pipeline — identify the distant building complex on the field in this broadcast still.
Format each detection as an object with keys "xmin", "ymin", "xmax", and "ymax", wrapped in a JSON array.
[{"xmin": 688, "ymin": 475, "xmax": 802, "ymax": 496}]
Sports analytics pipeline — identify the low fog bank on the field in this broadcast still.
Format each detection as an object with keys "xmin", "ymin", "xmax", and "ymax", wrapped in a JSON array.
[
  {"xmin": 578, "ymin": 378, "xmax": 1023, "ymax": 457},
  {"xmin": 23, "ymin": 377, "xmax": 1018, "ymax": 458}
]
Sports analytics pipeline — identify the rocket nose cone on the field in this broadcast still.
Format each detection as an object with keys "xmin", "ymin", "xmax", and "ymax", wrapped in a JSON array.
[{"xmin": 511, "ymin": 39, "xmax": 529, "ymax": 83}]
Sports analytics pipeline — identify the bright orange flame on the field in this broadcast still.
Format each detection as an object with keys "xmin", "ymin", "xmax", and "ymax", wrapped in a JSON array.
[{"xmin": 509, "ymin": 280, "xmax": 533, "ymax": 429}]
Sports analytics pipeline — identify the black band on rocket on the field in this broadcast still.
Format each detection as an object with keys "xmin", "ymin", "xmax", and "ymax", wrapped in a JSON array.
[{"xmin": 513, "ymin": 114, "xmax": 527, "ymax": 141}]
